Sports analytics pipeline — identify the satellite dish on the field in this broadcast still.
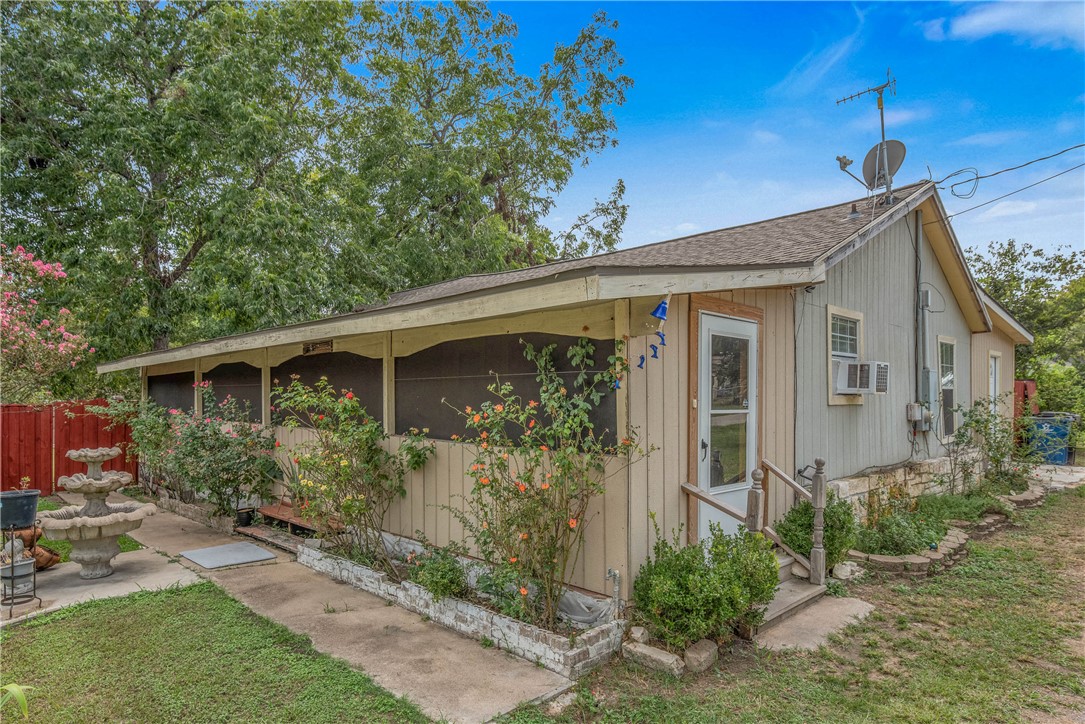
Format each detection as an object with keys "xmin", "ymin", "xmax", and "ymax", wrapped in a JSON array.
[{"xmin": 861, "ymin": 140, "xmax": 906, "ymax": 190}]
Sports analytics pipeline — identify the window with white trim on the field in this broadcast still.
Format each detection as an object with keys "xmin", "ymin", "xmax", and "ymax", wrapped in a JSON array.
[
  {"xmin": 939, "ymin": 339, "xmax": 956, "ymax": 436},
  {"xmin": 831, "ymin": 315, "xmax": 860, "ymax": 359}
]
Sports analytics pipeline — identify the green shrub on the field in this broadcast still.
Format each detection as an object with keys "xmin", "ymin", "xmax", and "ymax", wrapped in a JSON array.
[
  {"xmin": 856, "ymin": 512, "xmax": 945, "ymax": 556},
  {"xmin": 774, "ymin": 493, "xmax": 858, "ymax": 569},
  {"xmin": 913, "ymin": 493, "xmax": 1007, "ymax": 523},
  {"xmin": 632, "ymin": 518, "xmax": 778, "ymax": 650},
  {"xmin": 407, "ymin": 541, "xmax": 468, "ymax": 602},
  {"xmin": 708, "ymin": 523, "xmax": 779, "ymax": 628}
]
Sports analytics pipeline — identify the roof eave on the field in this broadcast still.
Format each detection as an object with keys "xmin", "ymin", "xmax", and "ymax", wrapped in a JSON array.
[{"xmin": 97, "ymin": 263, "xmax": 823, "ymax": 374}]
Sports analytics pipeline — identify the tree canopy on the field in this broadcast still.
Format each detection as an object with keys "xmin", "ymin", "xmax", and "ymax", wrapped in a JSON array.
[{"xmin": 2, "ymin": 1, "xmax": 631, "ymax": 366}]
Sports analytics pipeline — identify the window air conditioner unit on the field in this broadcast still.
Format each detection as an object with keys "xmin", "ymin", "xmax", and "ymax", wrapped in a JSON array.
[{"xmin": 835, "ymin": 360, "xmax": 877, "ymax": 394}]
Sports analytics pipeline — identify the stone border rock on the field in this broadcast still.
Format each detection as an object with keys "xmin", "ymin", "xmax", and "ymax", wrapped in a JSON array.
[
  {"xmin": 154, "ymin": 495, "xmax": 236, "ymax": 536},
  {"xmin": 847, "ymin": 527, "xmax": 971, "ymax": 579},
  {"xmin": 296, "ymin": 542, "xmax": 624, "ymax": 679},
  {"xmin": 620, "ymin": 626, "xmax": 721, "ymax": 678}
]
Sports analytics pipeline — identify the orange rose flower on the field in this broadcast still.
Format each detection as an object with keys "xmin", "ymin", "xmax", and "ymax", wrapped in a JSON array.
[
  {"xmin": 465, "ymin": 405, "xmax": 473, "ymax": 413},
  {"xmin": 519, "ymin": 586, "xmax": 528, "ymax": 596},
  {"xmin": 528, "ymin": 400, "xmax": 538, "ymax": 408},
  {"xmin": 541, "ymin": 482, "xmax": 550, "ymax": 490},
  {"xmin": 509, "ymin": 557, "xmax": 518, "ymax": 563},
  {"xmin": 481, "ymin": 442, "xmax": 488, "ymax": 450},
  {"xmin": 517, "ymin": 482, "xmax": 526, "ymax": 493},
  {"xmin": 480, "ymin": 477, "xmax": 490, "ymax": 485},
  {"xmin": 494, "ymin": 404, "xmax": 504, "ymax": 413},
  {"xmin": 520, "ymin": 532, "xmax": 529, "ymax": 540},
  {"xmin": 568, "ymin": 518, "xmax": 578, "ymax": 529},
  {"xmin": 480, "ymin": 431, "xmax": 488, "ymax": 439},
  {"xmin": 473, "ymin": 414, "xmax": 481, "ymax": 423},
  {"xmin": 539, "ymin": 445, "xmax": 548, "ymax": 451}
]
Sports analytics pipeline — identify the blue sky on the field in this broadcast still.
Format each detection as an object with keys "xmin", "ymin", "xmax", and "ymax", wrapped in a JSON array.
[{"xmin": 493, "ymin": 1, "xmax": 1085, "ymax": 258}]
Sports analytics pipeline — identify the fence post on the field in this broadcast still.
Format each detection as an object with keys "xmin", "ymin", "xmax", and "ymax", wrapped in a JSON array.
[
  {"xmin": 746, "ymin": 469, "xmax": 764, "ymax": 532},
  {"xmin": 809, "ymin": 457, "xmax": 827, "ymax": 586}
]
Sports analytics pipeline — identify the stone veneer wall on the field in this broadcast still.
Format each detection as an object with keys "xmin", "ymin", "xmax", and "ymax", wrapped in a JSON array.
[{"xmin": 828, "ymin": 451, "xmax": 984, "ymax": 520}]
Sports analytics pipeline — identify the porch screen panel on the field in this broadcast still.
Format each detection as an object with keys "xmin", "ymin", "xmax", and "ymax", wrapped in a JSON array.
[
  {"xmin": 202, "ymin": 362, "xmax": 262, "ymax": 422},
  {"xmin": 271, "ymin": 352, "xmax": 383, "ymax": 424},
  {"xmin": 395, "ymin": 333, "xmax": 616, "ymax": 442},
  {"xmin": 147, "ymin": 372, "xmax": 195, "ymax": 412}
]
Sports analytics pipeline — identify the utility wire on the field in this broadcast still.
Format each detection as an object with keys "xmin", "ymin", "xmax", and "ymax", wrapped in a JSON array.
[
  {"xmin": 924, "ymin": 162, "xmax": 1085, "ymax": 225},
  {"xmin": 932, "ymin": 143, "xmax": 1085, "ymax": 198}
]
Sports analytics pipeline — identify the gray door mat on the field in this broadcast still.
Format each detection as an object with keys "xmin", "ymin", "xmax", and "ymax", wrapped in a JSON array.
[{"xmin": 180, "ymin": 542, "xmax": 276, "ymax": 569}]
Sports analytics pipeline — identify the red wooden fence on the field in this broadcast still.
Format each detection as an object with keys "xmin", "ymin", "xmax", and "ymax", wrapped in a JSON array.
[{"xmin": 0, "ymin": 399, "xmax": 136, "ymax": 493}]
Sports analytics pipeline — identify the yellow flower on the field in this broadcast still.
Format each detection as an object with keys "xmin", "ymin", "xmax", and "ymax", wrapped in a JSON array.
[
  {"xmin": 340, "ymin": 459, "xmax": 349, "ymax": 466},
  {"xmin": 320, "ymin": 484, "xmax": 327, "ymax": 491}
]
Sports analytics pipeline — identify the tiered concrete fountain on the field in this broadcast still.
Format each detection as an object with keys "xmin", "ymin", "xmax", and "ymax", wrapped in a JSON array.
[{"xmin": 38, "ymin": 447, "xmax": 157, "ymax": 579}]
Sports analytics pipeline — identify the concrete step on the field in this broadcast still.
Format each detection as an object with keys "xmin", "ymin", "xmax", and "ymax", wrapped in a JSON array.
[
  {"xmin": 236, "ymin": 523, "xmax": 302, "ymax": 554},
  {"xmin": 775, "ymin": 553, "xmax": 795, "ymax": 582},
  {"xmin": 757, "ymin": 578, "xmax": 826, "ymax": 634}
]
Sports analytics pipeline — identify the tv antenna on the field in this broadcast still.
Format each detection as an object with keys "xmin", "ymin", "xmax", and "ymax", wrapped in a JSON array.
[{"xmin": 835, "ymin": 68, "xmax": 903, "ymax": 205}]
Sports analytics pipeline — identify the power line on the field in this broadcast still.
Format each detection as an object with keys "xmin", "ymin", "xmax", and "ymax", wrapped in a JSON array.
[
  {"xmin": 924, "ymin": 162, "xmax": 1085, "ymax": 225},
  {"xmin": 932, "ymin": 143, "xmax": 1085, "ymax": 199}
]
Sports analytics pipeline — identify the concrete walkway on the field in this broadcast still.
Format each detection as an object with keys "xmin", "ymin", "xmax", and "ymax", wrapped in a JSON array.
[{"xmin": 16, "ymin": 494, "xmax": 569, "ymax": 723}]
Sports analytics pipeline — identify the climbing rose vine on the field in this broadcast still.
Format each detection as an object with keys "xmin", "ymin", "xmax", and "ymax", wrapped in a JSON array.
[{"xmin": 1, "ymin": 244, "xmax": 92, "ymax": 403}]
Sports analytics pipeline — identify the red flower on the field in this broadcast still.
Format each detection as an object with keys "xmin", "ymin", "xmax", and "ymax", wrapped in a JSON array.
[
  {"xmin": 528, "ymin": 400, "xmax": 538, "ymax": 408},
  {"xmin": 509, "ymin": 557, "xmax": 518, "ymax": 563},
  {"xmin": 345, "ymin": 391, "xmax": 354, "ymax": 400},
  {"xmin": 517, "ymin": 481, "xmax": 526, "ymax": 493},
  {"xmin": 274, "ymin": 440, "xmax": 281, "ymax": 448},
  {"xmin": 519, "ymin": 586, "xmax": 528, "ymax": 596},
  {"xmin": 539, "ymin": 445, "xmax": 548, "ymax": 451}
]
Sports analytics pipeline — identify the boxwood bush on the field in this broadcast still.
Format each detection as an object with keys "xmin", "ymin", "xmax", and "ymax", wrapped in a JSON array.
[
  {"xmin": 632, "ymin": 519, "xmax": 778, "ymax": 650},
  {"xmin": 774, "ymin": 492, "xmax": 858, "ymax": 569}
]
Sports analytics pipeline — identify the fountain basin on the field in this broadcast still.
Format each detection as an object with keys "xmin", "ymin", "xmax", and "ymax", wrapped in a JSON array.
[{"xmin": 39, "ymin": 502, "xmax": 156, "ymax": 579}]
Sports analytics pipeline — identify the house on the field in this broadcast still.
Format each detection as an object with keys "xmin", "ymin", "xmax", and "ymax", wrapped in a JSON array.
[{"xmin": 98, "ymin": 180, "xmax": 1032, "ymax": 600}]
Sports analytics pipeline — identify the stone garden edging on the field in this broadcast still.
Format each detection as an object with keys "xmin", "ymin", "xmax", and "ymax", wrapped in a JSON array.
[
  {"xmin": 295, "ymin": 542, "xmax": 624, "ymax": 679},
  {"xmin": 154, "ymin": 495, "xmax": 236, "ymax": 536},
  {"xmin": 847, "ymin": 527, "xmax": 971, "ymax": 579}
]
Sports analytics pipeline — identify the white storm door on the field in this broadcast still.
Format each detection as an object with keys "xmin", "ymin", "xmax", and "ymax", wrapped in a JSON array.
[
  {"xmin": 989, "ymin": 355, "xmax": 1000, "ymax": 414},
  {"xmin": 697, "ymin": 313, "xmax": 757, "ymax": 540}
]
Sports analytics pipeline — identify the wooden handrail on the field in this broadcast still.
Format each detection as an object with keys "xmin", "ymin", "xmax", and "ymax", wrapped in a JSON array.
[
  {"xmin": 761, "ymin": 460, "xmax": 812, "ymax": 502},
  {"xmin": 680, "ymin": 482, "xmax": 747, "ymax": 525}
]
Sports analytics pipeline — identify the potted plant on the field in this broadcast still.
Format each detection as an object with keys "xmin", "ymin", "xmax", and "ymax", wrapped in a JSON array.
[{"xmin": 0, "ymin": 484, "xmax": 40, "ymax": 530}]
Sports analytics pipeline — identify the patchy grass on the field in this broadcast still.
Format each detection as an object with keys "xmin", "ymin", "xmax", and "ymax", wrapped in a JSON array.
[
  {"xmin": 505, "ymin": 487, "xmax": 1085, "ymax": 723},
  {"xmin": 0, "ymin": 582, "xmax": 426, "ymax": 723},
  {"xmin": 35, "ymin": 497, "xmax": 141, "ymax": 562}
]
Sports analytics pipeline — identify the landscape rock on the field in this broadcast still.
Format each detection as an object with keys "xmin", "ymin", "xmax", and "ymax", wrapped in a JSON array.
[
  {"xmin": 867, "ymin": 554, "xmax": 904, "ymax": 572},
  {"xmin": 622, "ymin": 641, "xmax": 685, "ymax": 677},
  {"xmin": 683, "ymin": 639, "xmax": 718, "ymax": 673},
  {"xmin": 832, "ymin": 561, "xmax": 863, "ymax": 580},
  {"xmin": 629, "ymin": 626, "xmax": 649, "ymax": 644}
]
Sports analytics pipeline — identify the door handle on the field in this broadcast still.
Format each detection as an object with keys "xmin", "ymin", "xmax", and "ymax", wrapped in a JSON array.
[{"xmin": 700, "ymin": 439, "xmax": 708, "ymax": 461}]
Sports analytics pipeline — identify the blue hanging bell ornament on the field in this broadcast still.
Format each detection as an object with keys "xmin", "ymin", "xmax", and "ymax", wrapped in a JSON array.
[
  {"xmin": 613, "ymin": 377, "xmax": 621, "ymax": 390},
  {"xmin": 650, "ymin": 344, "xmax": 659, "ymax": 359},
  {"xmin": 650, "ymin": 296, "xmax": 669, "ymax": 321},
  {"xmin": 655, "ymin": 331, "xmax": 666, "ymax": 347},
  {"xmin": 637, "ymin": 355, "xmax": 646, "ymax": 369}
]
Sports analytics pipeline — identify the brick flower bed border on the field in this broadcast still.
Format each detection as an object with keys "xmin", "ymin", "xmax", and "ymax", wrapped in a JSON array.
[
  {"xmin": 847, "ymin": 527, "xmax": 971, "ymax": 579},
  {"xmin": 296, "ymin": 542, "xmax": 624, "ymax": 679}
]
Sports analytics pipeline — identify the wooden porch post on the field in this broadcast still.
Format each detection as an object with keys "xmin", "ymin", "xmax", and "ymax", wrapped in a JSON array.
[
  {"xmin": 746, "ymin": 469, "xmax": 764, "ymax": 532},
  {"xmin": 809, "ymin": 457, "xmax": 827, "ymax": 585}
]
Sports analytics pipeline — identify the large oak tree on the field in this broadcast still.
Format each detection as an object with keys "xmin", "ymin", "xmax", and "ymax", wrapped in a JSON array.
[{"xmin": 2, "ymin": 1, "xmax": 630, "ymax": 361}]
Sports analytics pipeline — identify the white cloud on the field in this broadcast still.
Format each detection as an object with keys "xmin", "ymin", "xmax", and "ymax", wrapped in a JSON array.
[
  {"xmin": 975, "ymin": 200, "xmax": 1039, "ymax": 221},
  {"xmin": 949, "ymin": 131, "xmax": 1026, "ymax": 147},
  {"xmin": 752, "ymin": 129, "xmax": 782, "ymax": 144},
  {"xmin": 919, "ymin": 18, "xmax": 946, "ymax": 42},
  {"xmin": 770, "ymin": 6, "xmax": 866, "ymax": 97},
  {"xmin": 948, "ymin": 3, "xmax": 1085, "ymax": 50},
  {"xmin": 673, "ymin": 222, "xmax": 699, "ymax": 234}
]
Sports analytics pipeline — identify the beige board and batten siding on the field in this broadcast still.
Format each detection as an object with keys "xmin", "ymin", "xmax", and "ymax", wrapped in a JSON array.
[
  {"xmin": 971, "ymin": 326, "xmax": 1015, "ymax": 419},
  {"xmin": 625, "ymin": 289, "xmax": 796, "ymax": 583},
  {"xmin": 794, "ymin": 212, "xmax": 973, "ymax": 483}
]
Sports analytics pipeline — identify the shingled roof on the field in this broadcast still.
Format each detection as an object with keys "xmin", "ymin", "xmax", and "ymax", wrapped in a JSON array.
[{"xmin": 365, "ymin": 181, "xmax": 932, "ymax": 312}]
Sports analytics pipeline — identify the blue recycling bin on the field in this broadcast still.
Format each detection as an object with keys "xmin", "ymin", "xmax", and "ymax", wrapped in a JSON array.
[{"xmin": 1028, "ymin": 414, "xmax": 1074, "ymax": 465}]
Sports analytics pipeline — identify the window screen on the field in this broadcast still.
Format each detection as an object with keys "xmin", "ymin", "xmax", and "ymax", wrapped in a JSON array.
[
  {"xmin": 202, "ymin": 362, "xmax": 262, "ymax": 422},
  {"xmin": 271, "ymin": 351, "xmax": 383, "ymax": 424},
  {"xmin": 147, "ymin": 371, "xmax": 195, "ymax": 412},
  {"xmin": 939, "ymin": 341, "xmax": 956, "ymax": 435},
  {"xmin": 395, "ymin": 333, "xmax": 617, "ymax": 443},
  {"xmin": 831, "ymin": 315, "xmax": 859, "ymax": 357}
]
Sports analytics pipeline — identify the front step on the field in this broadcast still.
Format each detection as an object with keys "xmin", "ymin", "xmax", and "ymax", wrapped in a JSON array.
[
  {"xmin": 757, "ymin": 578, "xmax": 826, "ymax": 634},
  {"xmin": 775, "ymin": 552, "xmax": 810, "ymax": 582},
  {"xmin": 236, "ymin": 523, "xmax": 303, "ymax": 554}
]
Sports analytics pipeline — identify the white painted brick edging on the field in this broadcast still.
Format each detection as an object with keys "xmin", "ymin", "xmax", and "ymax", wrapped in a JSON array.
[{"xmin": 296, "ymin": 543, "xmax": 624, "ymax": 679}]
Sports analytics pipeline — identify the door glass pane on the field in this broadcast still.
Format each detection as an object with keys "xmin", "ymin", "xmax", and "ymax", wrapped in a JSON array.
[
  {"xmin": 709, "ymin": 413, "xmax": 747, "ymax": 489},
  {"xmin": 711, "ymin": 334, "xmax": 749, "ymax": 409}
]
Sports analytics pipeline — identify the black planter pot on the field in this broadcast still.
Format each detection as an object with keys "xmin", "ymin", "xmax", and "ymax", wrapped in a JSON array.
[
  {"xmin": 235, "ymin": 508, "xmax": 255, "ymax": 528},
  {"xmin": 0, "ymin": 490, "xmax": 40, "ymax": 530}
]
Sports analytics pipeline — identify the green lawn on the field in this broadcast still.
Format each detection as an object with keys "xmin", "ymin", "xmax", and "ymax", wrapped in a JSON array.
[
  {"xmin": 35, "ymin": 497, "xmax": 142, "ymax": 562},
  {"xmin": 505, "ymin": 487, "xmax": 1085, "ymax": 723},
  {"xmin": 0, "ymin": 583, "xmax": 426, "ymax": 723}
]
